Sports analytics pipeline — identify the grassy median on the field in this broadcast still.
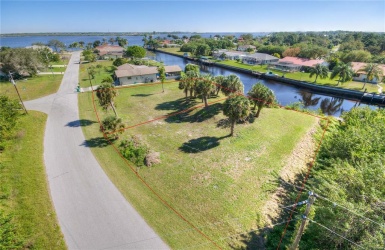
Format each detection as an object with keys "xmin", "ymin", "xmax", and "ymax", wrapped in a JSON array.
[{"xmin": 0, "ymin": 111, "xmax": 66, "ymax": 249}]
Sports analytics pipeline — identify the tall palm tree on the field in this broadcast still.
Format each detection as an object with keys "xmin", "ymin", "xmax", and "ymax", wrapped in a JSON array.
[
  {"xmin": 247, "ymin": 83, "xmax": 276, "ymax": 117},
  {"xmin": 330, "ymin": 62, "xmax": 354, "ymax": 85},
  {"xmin": 157, "ymin": 65, "xmax": 166, "ymax": 93},
  {"xmin": 214, "ymin": 75, "xmax": 226, "ymax": 95},
  {"xmin": 222, "ymin": 74, "xmax": 244, "ymax": 96},
  {"xmin": 309, "ymin": 64, "xmax": 329, "ymax": 83},
  {"xmin": 96, "ymin": 77, "xmax": 118, "ymax": 117},
  {"xmin": 223, "ymin": 95, "xmax": 250, "ymax": 136},
  {"xmin": 179, "ymin": 70, "xmax": 199, "ymax": 99},
  {"xmin": 196, "ymin": 74, "xmax": 215, "ymax": 107},
  {"xmin": 359, "ymin": 63, "xmax": 383, "ymax": 90}
]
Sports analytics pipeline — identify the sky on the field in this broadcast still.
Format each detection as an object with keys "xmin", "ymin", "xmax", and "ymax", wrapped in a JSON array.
[{"xmin": 1, "ymin": 0, "xmax": 384, "ymax": 34}]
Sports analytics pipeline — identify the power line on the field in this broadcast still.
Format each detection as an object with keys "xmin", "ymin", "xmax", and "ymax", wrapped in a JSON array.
[
  {"xmin": 279, "ymin": 179, "xmax": 385, "ymax": 229},
  {"xmin": 316, "ymin": 195, "xmax": 385, "ymax": 228},
  {"xmin": 180, "ymin": 218, "xmax": 298, "ymax": 250},
  {"xmin": 308, "ymin": 219, "xmax": 365, "ymax": 249}
]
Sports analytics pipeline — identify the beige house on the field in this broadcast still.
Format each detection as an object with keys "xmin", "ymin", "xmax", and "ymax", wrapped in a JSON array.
[
  {"xmin": 115, "ymin": 64, "xmax": 182, "ymax": 85},
  {"xmin": 351, "ymin": 62, "xmax": 385, "ymax": 84},
  {"xmin": 95, "ymin": 44, "xmax": 124, "ymax": 59}
]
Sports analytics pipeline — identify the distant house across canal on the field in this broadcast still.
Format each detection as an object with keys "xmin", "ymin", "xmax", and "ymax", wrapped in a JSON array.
[{"xmin": 114, "ymin": 64, "xmax": 182, "ymax": 85}]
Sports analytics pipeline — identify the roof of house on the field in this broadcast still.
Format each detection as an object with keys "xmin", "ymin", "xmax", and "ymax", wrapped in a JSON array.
[
  {"xmin": 95, "ymin": 44, "xmax": 124, "ymax": 56},
  {"xmin": 243, "ymin": 53, "xmax": 278, "ymax": 61},
  {"xmin": 25, "ymin": 45, "xmax": 53, "ymax": 51},
  {"xmin": 351, "ymin": 62, "xmax": 385, "ymax": 75},
  {"xmin": 164, "ymin": 65, "xmax": 182, "ymax": 72},
  {"xmin": 115, "ymin": 64, "xmax": 182, "ymax": 78},
  {"xmin": 279, "ymin": 57, "xmax": 326, "ymax": 67}
]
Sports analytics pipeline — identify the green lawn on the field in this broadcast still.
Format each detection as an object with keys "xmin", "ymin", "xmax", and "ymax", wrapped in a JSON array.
[
  {"xmin": 78, "ymin": 82, "xmax": 317, "ymax": 249},
  {"xmin": 217, "ymin": 60, "xmax": 380, "ymax": 93},
  {"xmin": 0, "ymin": 111, "xmax": 66, "ymax": 249},
  {"xmin": 157, "ymin": 47, "xmax": 185, "ymax": 56},
  {"xmin": 78, "ymin": 61, "xmax": 115, "ymax": 88},
  {"xmin": 0, "ymin": 74, "xmax": 64, "ymax": 101}
]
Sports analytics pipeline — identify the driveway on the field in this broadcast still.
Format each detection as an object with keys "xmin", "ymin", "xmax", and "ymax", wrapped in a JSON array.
[{"xmin": 25, "ymin": 51, "xmax": 169, "ymax": 249}]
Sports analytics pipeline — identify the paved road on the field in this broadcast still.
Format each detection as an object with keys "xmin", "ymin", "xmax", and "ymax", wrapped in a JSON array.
[{"xmin": 25, "ymin": 51, "xmax": 169, "ymax": 250}]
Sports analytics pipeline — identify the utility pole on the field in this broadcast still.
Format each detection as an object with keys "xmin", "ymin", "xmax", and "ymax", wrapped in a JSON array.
[
  {"xmin": 290, "ymin": 191, "xmax": 316, "ymax": 250},
  {"xmin": 9, "ymin": 72, "xmax": 28, "ymax": 114}
]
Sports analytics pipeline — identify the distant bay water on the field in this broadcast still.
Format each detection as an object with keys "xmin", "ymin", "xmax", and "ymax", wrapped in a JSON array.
[{"xmin": 0, "ymin": 32, "xmax": 268, "ymax": 48}]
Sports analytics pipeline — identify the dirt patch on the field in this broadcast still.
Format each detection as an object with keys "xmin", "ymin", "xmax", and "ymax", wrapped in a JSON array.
[{"xmin": 262, "ymin": 118, "xmax": 319, "ymax": 225}]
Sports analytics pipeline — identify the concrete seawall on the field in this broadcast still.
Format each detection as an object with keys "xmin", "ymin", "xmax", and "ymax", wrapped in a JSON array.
[{"xmin": 155, "ymin": 49, "xmax": 385, "ymax": 105}]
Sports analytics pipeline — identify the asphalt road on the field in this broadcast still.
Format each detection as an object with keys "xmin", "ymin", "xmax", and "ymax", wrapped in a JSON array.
[{"xmin": 25, "ymin": 51, "xmax": 169, "ymax": 250}]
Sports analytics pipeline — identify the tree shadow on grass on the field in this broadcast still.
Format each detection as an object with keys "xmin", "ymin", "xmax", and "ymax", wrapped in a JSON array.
[
  {"xmin": 66, "ymin": 119, "xmax": 97, "ymax": 127},
  {"xmin": 236, "ymin": 173, "xmax": 310, "ymax": 249},
  {"xmin": 155, "ymin": 97, "xmax": 197, "ymax": 112},
  {"xmin": 131, "ymin": 93, "xmax": 154, "ymax": 97},
  {"xmin": 179, "ymin": 135, "xmax": 230, "ymax": 153},
  {"xmin": 80, "ymin": 137, "xmax": 109, "ymax": 148},
  {"xmin": 165, "ymin": 102, "xmax": 223, "ymax": 124}
]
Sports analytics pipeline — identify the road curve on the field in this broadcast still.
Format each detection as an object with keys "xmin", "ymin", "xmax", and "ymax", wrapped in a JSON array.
[{"xmin": 25, "ymin": 51, "xmax": 169, "ymax": 250}]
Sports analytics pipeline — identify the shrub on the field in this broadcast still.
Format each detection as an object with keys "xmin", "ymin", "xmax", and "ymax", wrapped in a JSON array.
[{"xmin": 119, "ymin": 136, "xmax": 148, "ymax": 167}]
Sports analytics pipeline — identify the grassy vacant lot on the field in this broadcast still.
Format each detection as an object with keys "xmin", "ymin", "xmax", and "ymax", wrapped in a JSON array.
[
  {"xmin": 78, "ymin": 60, "xmax": 115, "ymax": 88},
  {"xmin": 0, "ymin": 111, "xmax": 65, "ymax": 249},
  {"xmin": 157, "ymin": 47, "xmax": 185, "ymax": 56},
  {"xmin": 79, "ymin": 82, "xmax": 316, "ymax": 249},
  {"xmin": 0, "ymin": 74, "xmax": 63, "ymax": 101},
  {"xmin": 217, "ymin": 60, "xmax": 380, "ymax": 93}
]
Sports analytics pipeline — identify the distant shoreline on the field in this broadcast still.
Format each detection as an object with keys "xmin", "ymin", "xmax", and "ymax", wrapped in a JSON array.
[{"xmin": 0, "ymin": 31, "xmax": 272, "ymax": 38}]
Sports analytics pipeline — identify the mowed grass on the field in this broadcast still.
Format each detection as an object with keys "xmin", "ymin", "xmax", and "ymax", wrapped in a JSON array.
[
  {"xmin": 0, "ymin": 74, "xmax": 63, "ymax": 101},
  {"xmin": 78, "ymin": 60, "xmax": 115, "ymax": 88},
  {"xmin": 157, "ymin": 47, "xmax": 185, "ymax": 56},
  {"xmin": 217, "ymin": 60, "xmax": 380, "ymax": 93},
  {"xmin": 78, "ymin": 82, "xmax": 316, "ymax": 249},
  {"xmin": 0, "ymin": 111, "xmax": 65, "ymax": 249}
]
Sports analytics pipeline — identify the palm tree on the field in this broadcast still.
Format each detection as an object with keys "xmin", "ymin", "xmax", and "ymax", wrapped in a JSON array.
[
  {"xmin": 157, "ymin": 65, "xmax": 166, "ymax": 93},
  {"xmin": 214, "ymin": 75, "xmax": 226, "ymax": 96},
  {"xmin": 330, "ymin": 62, "xmax": 354, "ymax": 85},
  {"xmin": 179, "ymin": 71, "xmax": 199, "ymax": 99},
  {"xmin": 247, "ymin": 83, "xmax": 276, "ymax": 117},
  {"xmin": 100, "ymin": 116, "xmax": 124, "ymax": 140},
  {"xmin": 309, "ymin": 64, "xmax": 329, "ymax": 83},
  {"xmin": 109, "ymin": 37, "xmax": 115, "ymax": 45},
  {"xmin": 359, "ymin": 63, "xmax": 383, "ymax": 90},
  {"xmin": 222, "ymin": 74, "xmax": 244, "ymax": 96},
  {"xmin": 223, "ymin": 95, "xmax": 250, "ymax": 136},
  {"xmin": 196, "ymin": 74, "xmax": 215, "ymax": 107},
  {"xmin": 96, "ymin": 77, "xmax": 118, "ymax": 117}
]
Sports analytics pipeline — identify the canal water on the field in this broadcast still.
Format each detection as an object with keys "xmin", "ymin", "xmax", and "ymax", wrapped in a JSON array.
[{"xmin": 154, "ymin": 52, "xmax": 375, "ymax": 117}]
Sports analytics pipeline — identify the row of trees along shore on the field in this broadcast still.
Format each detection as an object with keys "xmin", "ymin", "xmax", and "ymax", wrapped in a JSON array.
[{"xmin": 143, "ymin": 31, "xmax": 385, "ymax": 64}]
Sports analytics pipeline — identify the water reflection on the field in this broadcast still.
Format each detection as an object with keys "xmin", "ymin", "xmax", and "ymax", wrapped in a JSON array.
[
  {"xmin": 298, "ymin": 90, "xmax": 321, "ymax": 107},
  {"xmin": 320, "ymin": 98, "xmax": 344, "ymax": 116},
  {"xmin": 154, "ymin": 52, "xmax": 377, "ymax": 117}
]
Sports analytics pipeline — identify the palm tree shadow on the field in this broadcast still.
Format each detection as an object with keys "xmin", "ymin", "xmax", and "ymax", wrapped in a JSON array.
[
  {"xmin": 155, "ymin": 98, "xmax": 197, "ymax": 111},
  {"xmin": 80, "ymin": 137, "xmax": 109, "ymax": 148},
  {"xmin": 238, "ymin": 173, "xmax": 309, "ymax": 249},
  {"xmin": 66, "ymin": 119, "xmax": 97, "ymax": 127},
  {"xmin": 165, "ymin": 103, "xmax": 223, "ymax": 124},
  {"xmin": 131, "ymin": 93, "xmax": 154, "ymax": 97},
  {"xmin": 179, "ymin": 135, "xmax": 230, "ymax": 153}
]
